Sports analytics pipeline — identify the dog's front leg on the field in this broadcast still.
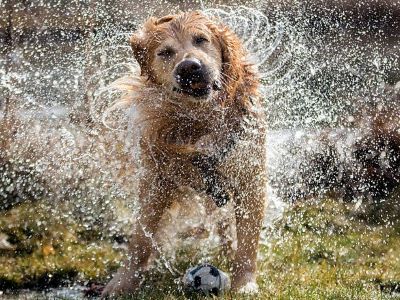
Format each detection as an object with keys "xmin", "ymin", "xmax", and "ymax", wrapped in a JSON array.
[
  {"xmin": 102, "ymin": 176, "xmax": 174, "ymax": 298},
  {"xmin": 231, "ymin": 178, "xmax": 266, "ymax": 293}
]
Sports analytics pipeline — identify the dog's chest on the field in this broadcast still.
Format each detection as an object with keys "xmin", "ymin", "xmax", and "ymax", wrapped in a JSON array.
[{"xmin": 163, "ymin": 114, "xmax": 225, "ymax": 146}]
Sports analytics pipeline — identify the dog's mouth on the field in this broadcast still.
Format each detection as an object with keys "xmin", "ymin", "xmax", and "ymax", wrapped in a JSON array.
[
  {"xmin": 173, "ymin": 80, "xmax": 222, "ymax": 98},
  {"xmin": 173, "ymin": 85, "xmax": 211, "ymax": 98}
]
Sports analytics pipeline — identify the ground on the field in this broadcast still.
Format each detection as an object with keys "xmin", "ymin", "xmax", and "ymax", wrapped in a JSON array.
[{"xmin": 1, "ymin": 199, "xmax": 400, "ymax": 299}]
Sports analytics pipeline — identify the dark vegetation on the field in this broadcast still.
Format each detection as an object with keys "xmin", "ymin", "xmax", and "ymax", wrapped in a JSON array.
[{"xmin": 271, "ymin": 84, "xmax": 400, "ymax": 224}]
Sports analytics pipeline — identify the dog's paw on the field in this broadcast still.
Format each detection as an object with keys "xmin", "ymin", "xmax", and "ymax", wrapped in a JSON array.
[
  {"xmin": 237, "ymin": 281, "xmax": 259, "ymax": 294},
  {"xmin": 101, "ymin": 269, "xmax": 144, "ymax": 299},
  {"xmin": 231, "ymin": 272, "xmax": 259, "ymax": 294}
]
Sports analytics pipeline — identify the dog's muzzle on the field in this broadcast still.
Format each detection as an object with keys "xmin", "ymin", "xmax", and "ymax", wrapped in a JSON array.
[{"xmin": 173, "ymin": 59, "xmax": 221, "ymax": 98}]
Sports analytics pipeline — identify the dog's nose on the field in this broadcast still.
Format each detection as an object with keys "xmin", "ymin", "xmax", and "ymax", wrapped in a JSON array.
[
  {"xmin": 176, "ymin": 59, "xmax": 202, "ymax": 74},
  {"xmin": 175, "ymin": 59, "xmax": 204, "ymax": 85}
]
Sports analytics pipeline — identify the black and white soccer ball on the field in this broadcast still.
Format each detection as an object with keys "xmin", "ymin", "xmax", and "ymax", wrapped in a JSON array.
[{"xmin": 182, "ymin": 263, "xmax": 231, "ymax": 296}]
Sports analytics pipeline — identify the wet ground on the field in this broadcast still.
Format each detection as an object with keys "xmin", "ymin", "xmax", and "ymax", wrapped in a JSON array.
[{"xmin": 1, "ymin": 286, "xmax": 87, "ymax": 300}]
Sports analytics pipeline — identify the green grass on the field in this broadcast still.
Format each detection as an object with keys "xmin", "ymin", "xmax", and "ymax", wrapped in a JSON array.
[
  {"xmin": 0, "ymin": 201, "xmax": 122, "ymax": 289},
  {"xmin": 255, "ymin": 200, "xmax": 400, "ymax": 299},
  {"xmin": 129, "ymin": 199, "xmax": 400, "ymax": 299},
  {"xmin": 1, "ymin": 199, "xmax": 400, "ymax": 299}
]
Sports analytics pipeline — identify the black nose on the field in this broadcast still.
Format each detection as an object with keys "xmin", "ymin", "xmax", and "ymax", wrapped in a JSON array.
[
  {"xmin": 177, "ymin": 59, "xmax": 202, "ymax": 73},
  {"xmin": 175, "ymin": 59, "xmax": 205, "ymax": 86}
]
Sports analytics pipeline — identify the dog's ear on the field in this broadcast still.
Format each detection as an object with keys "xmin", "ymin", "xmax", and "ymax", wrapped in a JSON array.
[
  {"xmin": 154, "ymin": 15, "xmax": 175, "ymax": 25},
  {"xmin": 130, "ymin": 17, "xmax": 157, "ymax": 76},
  {"xmin": 219, "ymin": 30, "xmax": 240, "ymax": 63},
  {"xmin": 130, "ymin": 31, "xmax": 146, "ymax": 76},
  {"xmin": 209, "ymin": 21, "xmax": 259, "ymax": 112},
  {"xmin": 209, "ymin": 23, "xmax": 246, "ymax": 98}
]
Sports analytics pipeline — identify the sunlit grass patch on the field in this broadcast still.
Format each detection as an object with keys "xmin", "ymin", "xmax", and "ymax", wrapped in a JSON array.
[
  {"xmin": 1, "ymin": 199, "xmax": 400, "ymax": 299},
  {"xmin": 0, "ymin": 202, "xmax": 122, "ymax": 289},
  {"xmin": 122, "ymin": 199, "xmax": 400, "ymax": 299},
  {"xmin": 256, "ymin": 199, "xmax": 400, "ymax": 299}
]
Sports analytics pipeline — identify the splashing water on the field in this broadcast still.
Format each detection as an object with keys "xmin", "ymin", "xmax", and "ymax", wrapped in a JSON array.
[{"xmin": 0, "ymin": 1, "xmax": 399, "ymax": 298}]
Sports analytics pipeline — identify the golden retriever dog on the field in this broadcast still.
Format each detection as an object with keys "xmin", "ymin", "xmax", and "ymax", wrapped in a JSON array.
[{"xmin": 102, "ymin": 11, "xmax": 266, "ymax": 297}]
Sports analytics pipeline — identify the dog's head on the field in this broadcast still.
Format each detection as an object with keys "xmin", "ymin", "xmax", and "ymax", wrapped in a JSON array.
[{"xmin": 130, "ymin": 11, "xmax": 246, "ymax": 103}]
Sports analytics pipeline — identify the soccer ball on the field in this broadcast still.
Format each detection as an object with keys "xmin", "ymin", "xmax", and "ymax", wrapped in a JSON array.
[{"xmin": 182, "ymin": 263, "xmax": 231, "ymax": 296}]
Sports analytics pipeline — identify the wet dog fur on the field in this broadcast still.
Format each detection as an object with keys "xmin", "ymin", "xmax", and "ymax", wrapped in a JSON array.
[{"xmin": 102, "ymin": 11, "xmax": 267, "ymax": 297}]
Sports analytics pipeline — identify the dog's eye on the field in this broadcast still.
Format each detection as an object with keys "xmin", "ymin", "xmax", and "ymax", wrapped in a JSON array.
[
  {"xmin": 157, "ymin": 48, "xmax": 175, "ymax": 58},
  {"xmin": 193, "ymin": 36, "xmax": 209, "ymax": 45}
]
